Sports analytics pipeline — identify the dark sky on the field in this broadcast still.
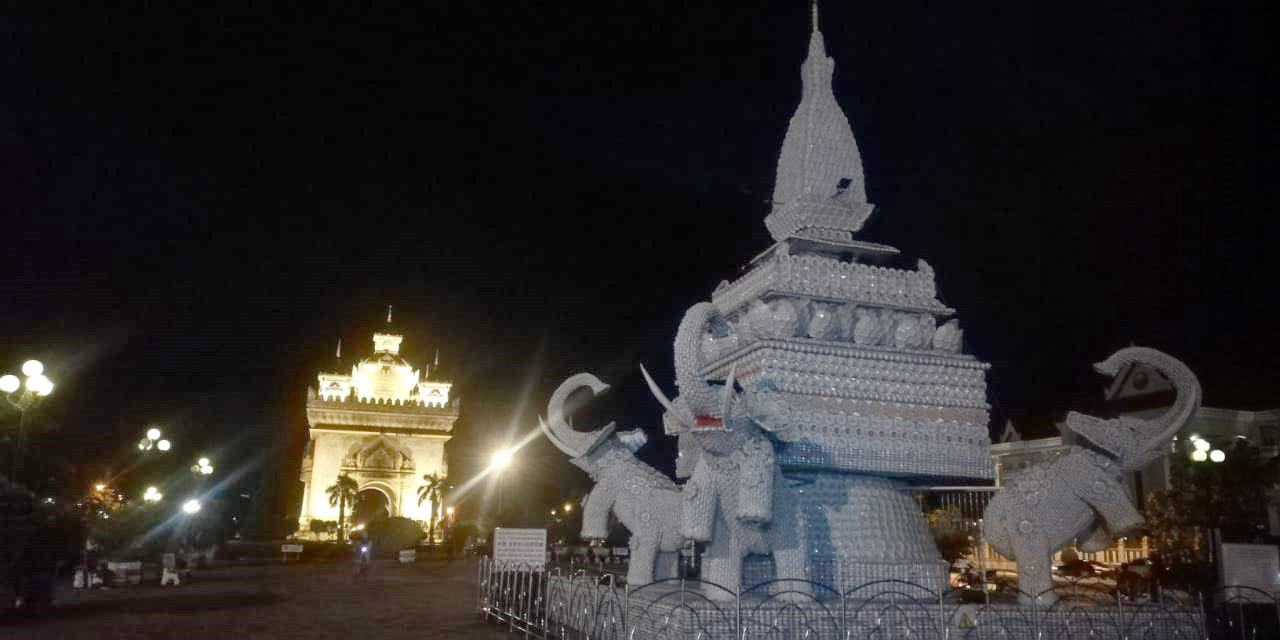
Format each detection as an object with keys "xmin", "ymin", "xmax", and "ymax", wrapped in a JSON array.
[{"xmin": 2, "ymin": 2, "xmax": 1276, "ymax": 526}]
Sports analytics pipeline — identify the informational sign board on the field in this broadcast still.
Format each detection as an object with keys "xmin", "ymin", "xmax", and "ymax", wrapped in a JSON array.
[
  {"xmin": 1219, "ymin": 543, "xmax": 1280, "ymax": 602},
  {"xmin": 281, "ymin": 544, "xmax": 304, "ymax": 554},
  {"xmin": 493, "ymin": 528, "xmax": 546, "ymax": 570}
]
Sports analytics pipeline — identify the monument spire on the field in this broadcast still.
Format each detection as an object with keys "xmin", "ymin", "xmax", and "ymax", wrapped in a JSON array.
[
  {"xmin": 764, "ymin": 2, "xmax": 875, "ymax": 244},
  {"xmin": 386, "ymin": 305, "xmax": 393, "ymax": 324}
]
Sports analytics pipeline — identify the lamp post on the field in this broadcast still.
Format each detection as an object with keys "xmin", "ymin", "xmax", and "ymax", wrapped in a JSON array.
[
  {"xmin": 2, "ymin": 359, "xmax": 55, "ymax": 481},
  {"xmin": 492, "ymin": 448, "xmax": 512, "ymax": 518}
]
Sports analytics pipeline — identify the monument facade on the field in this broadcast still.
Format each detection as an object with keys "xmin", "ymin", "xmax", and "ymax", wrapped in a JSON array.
[{"xmin": 297, "ymin": 318, "xmax": 458, "ymax": 534}]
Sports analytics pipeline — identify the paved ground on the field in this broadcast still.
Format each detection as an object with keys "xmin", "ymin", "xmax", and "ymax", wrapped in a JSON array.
[{"xmin": 0, "ymin": 557, "xmax": 514, "ymax": 639}]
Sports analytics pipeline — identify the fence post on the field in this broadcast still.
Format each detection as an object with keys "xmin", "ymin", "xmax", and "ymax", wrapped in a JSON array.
[{"xmin": 1115, "ymin": 589, "xmax": 1123, "ymax": 640}]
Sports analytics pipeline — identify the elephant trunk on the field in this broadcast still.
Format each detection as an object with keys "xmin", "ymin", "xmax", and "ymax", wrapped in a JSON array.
[
  {"xmin": 1094, "ymin": 346, "xmax": 1201, "ymax": 451},
  {"xmin": 541, "ymin": 373, "xmax": 617, "ymax": 459}
]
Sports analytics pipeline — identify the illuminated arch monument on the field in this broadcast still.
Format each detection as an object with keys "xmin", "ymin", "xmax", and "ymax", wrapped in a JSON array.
[{"xmin": 297, "ymin": 326, "xmax": 458, "ymax": 534}]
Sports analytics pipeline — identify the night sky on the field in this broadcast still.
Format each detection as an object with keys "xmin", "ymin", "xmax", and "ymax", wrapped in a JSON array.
[{"xmin": 2, "ymin": 2, "xmax": 1276, "ymax": 530}]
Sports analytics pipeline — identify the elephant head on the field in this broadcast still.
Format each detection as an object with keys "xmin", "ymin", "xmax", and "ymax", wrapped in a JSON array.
[
  {"xmin": 1063, "ymin": 346, "xmax": 1202, "ymax": 470},
  {"xmin": 642, "ymin": 301, "xmax": 736, "ymax": 436}
]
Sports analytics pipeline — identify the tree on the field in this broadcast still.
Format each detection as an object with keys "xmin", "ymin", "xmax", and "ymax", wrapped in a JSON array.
[
  {"xmin": 925, "ymin": 505, "xmax": 976, "ymax": 565},
  {"xmin": 325, "ymin": 475, "xmax": 358, "ymax": 537},
  {"xmin": 1145, "ymin": 441, "xmax": 1277, "ymax": 591},
  {"xmin": 309, "ymin": 519, "xmax": 335, "ymax": 541},
  {"xmin": 417, "ymin": 473, "xmax": 446, "ymax": 543}
]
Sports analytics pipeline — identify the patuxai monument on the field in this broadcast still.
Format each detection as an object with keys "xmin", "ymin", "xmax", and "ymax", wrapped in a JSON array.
[{"xmin": 297, "ymin": 312, "xmax": 457, "ymax": 534}]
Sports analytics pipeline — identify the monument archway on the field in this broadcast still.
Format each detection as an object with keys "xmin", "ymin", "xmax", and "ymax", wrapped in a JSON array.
[{"xmin": 353, "ymin": 486, "xmax": 392, "ymax": 525}]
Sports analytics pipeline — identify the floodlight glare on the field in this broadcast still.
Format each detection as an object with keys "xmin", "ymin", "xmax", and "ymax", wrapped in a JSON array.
[
  {"xmin": 182, "ymin": 499, "xmax": 201, "ymax": 514},
  {"xmin": 492, "ymin": 449, "xmax": 512, "ymax": 469}
]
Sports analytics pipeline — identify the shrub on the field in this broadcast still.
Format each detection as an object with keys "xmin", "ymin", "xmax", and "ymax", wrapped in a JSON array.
[{"xmin": 366, "ymin": 517, "xmax": 423, "ymax": 555}]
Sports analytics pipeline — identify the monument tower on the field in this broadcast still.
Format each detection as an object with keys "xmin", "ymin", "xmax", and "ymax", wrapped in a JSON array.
[{"xmin": 297, "ymin": 310, "xmax": 458, "ymax": 534}]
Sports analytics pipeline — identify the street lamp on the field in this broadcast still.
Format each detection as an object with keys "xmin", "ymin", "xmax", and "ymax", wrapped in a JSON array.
[
  {"xmin": 2, "ymin": 359, "xmax": 55, "ymax": 479},
  {"xmin": 143, "ymin": 486, "xmax": 162, "ymax": 503},
  {"xmin": 191, "ymin": 456, "xmax": 213, "ymax": 476},
  {"xmin": 492, "ymin": 448, "xmax": 513, "ymax": 516},
  {"xmin": 138, "ymin": 427, "xmax": 172, "ymax": 453}
]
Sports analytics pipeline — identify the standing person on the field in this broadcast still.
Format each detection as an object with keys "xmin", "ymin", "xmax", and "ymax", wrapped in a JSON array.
[{"xmin": 352, "ymin": 531, "xmax": 372, "ymax": 582}]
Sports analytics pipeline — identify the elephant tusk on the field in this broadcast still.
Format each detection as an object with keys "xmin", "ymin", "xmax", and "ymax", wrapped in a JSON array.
[
  {"xmin": 640, "ymin": 363, "xmax": 693, "ymax": 429},
  {"xmin": 720, "ymin": 362, "xmax": 737, "ymax": 423}
]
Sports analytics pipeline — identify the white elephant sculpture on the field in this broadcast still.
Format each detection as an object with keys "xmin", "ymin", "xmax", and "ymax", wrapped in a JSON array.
[
  {"xmin": 982, "ymin": 346, "xmax": 1201, "ymax": 604},
  {"xmin": 643, "ymin": 301, "xmax": 811, "ymax": 599},
  {"xmin": 539, "ymin": 373, "xmax": 683, "ymax": 587}
]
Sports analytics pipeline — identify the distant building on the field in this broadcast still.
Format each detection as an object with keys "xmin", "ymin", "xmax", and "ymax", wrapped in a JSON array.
[{"xmin": 297, "ymin": 317, "xmax": 458, "ymax": 536}]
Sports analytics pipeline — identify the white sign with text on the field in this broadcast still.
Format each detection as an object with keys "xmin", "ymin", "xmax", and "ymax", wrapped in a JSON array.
[
  {"xmin": 493, "ymin": 528, "xmax": 547, "ymax": 570},
  {"xmin": 1219, "ymin": 543, "xmax": 1280, "ymax": 601}
]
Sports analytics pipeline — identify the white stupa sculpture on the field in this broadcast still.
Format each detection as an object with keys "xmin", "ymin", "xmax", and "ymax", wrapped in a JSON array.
[
  {"xmin": 692, "ymin": 7, "xmax": 992, "ymax": 592},
  {"xmin": 543, "ymin": 6, "xmax": 993, "ymax": 596}
]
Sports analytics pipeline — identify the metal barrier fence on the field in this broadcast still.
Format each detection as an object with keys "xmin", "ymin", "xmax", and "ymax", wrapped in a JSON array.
[{"xmin": 478, "ymin": 557, "xmax": 1280, "ymax": 639}]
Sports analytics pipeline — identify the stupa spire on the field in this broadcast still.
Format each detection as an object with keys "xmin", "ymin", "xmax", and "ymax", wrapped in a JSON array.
[{"xmin": 765, "ymin": 2, "xmax": 875, "ymax": 244}]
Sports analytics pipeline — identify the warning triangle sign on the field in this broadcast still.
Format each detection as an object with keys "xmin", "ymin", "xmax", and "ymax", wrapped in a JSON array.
[{"xmin": 1105, "ymin": 361, "xmax": 1174, "ymax": 402}]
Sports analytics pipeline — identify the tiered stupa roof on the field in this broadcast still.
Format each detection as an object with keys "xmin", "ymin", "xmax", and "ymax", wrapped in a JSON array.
[{"xmin": 702, "ymin": 6, "xmax": 992, "ymax": 482}]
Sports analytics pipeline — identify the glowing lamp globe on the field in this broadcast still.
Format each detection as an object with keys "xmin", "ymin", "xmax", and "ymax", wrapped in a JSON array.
[
  {"xmin": 158, "ymin": 439, "xmax": 171, "ymax": 451},
  {"xmin": 0, "ymin": 375, "xmax": 19, "ymax": 393},
  {"xmin": 492, "ymin": 449, "xmax": 512, "ymax": 469},
  {"xmin": 21, "ymin": 360, "xmax": 42, "ymax": 377},
  {"xmin": 1210, "ymin": 449, "xmax": 1226, "ymax": 463},
  {"xmin": 200, "ymin": 464, "xmax": 213, "ymax": 475},
  {"xmin": 198, "ymin": 457, "xmax": 210, "ymax": 467},
  {"xmin": 147, "ymin": 428, "xmax": 162, "ymax": 441},
  {"xmin": 26, "ymin": 374, "xmax": 52, "ymax": 395},
  {"xmin": 1193, "ymin": 438, "xmax": 1211, "ymax": 452},
  {"xmin": 1190, "ymin": 449, "xmax": 1208, "ymax": 462}
]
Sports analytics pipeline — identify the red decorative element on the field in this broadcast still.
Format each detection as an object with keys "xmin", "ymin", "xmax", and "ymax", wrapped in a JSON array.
[{"xmin": 694, "ymin": 416, "xmax": 724, "ymax": 429}]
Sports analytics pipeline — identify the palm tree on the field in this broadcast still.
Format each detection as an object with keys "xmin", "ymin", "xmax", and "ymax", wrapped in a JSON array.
[
  {"xmin": 417, "ymin": 473, "xmax": 447, "ymax": 543},
  {"xmin": 326, "ymin": 474, "xmax": 359, "ymax": 537}
]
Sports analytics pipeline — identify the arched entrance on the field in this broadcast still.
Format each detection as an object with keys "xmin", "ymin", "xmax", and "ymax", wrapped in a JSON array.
[{"xmin": 352, "ymin": 488, "xmax": 391, "ymax": 525}]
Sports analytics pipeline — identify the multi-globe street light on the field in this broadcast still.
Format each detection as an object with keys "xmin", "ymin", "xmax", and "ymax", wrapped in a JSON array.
[
  {"xmin": 1188, "ymin": 435, "xmax": 1225, "ymax": 464},
  {"xmin": 2, "ymin": 359, "xmax": 55, "ymax": 479},
  {"xmin": 143, "ymin": 486, "xmax": 163, "ymax": 503},
  {"xmin": 191, "ymin": 456, "xmax": 213, "ymax": 476},
  {"xmin": 137, "ymin": 427, "xmax": 172, "ymax": 453}
]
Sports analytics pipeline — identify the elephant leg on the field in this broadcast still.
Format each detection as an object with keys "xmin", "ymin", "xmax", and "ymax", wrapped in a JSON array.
[
  {"xmin": 1082, "ymin": 481, "xmax": 1144, "ymax": 537},
  {"xmin": 627, "ymin": 535, "xmax": 657, "ymax": 587},
  {"xmin": 769, "ymin": 477, "xmax": 811, "ymax": 601},
  {"xmin": 654, "ymin": 551, "xmax": 679, "ymax": 581},
  {"xmin": 1078, "ymin": 523, "xmax": 1111, "ymax": 553},
  {"xmin": 1012, "ymin": 529, "xmax": 1056, "ymax": 606},
  {"xmin": 700, "ymin": 511, "xmax": 743, "ymax": 599}
]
